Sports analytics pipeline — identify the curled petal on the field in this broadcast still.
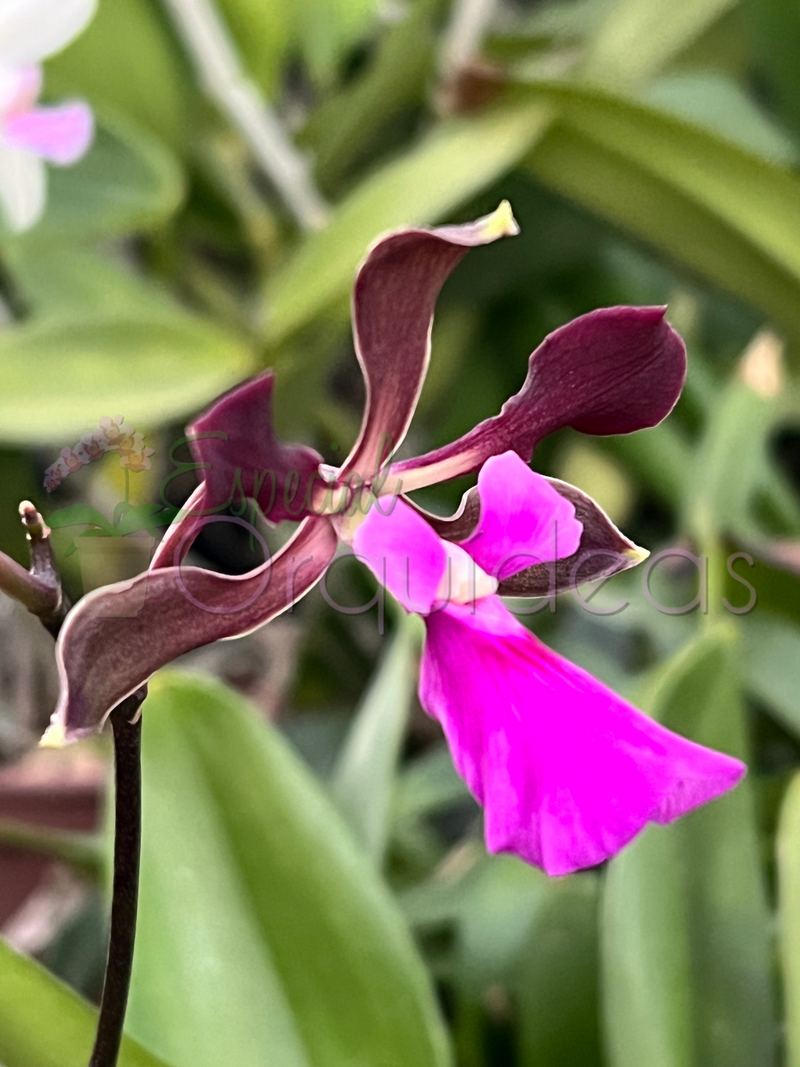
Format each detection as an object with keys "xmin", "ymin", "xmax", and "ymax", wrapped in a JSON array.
[
  {"xmin": 189, "ymin": 372, "xmax": 323, "ymax": 526},
  {"xmin": 4, "ymin": 102, "xmax": 93, "ymax": 164},
  {"xmin": 412, "ymin": 473, "xmax": 646, "ymax": 597},
  {"xmin": 392, "ymin": 306, "xmax": 686, "ymax": 492},
  {"xmin": 342, "ymin": 201, "xmax": 519, "ymax": 480},
  {"xmin": 456, "ymin": 451, "xmax": 582, "ymax": 581},
  {"xmin": 497, "ymin": 478, "xmax": 646, "ymax": 596},
  {"xmin": 0, "ymin": 0, "xmax": 96, "ymax": 66},
  {"xmin": 150, "ymin": 483, "xmax": 209, "ymax": 570},
  {"xmin": 420, "ymin": 597, "xmax": 745, "ymax": 875},
  {"xmin": 47, "ymin": 517, "xmax": 338, "ymax": 742}
]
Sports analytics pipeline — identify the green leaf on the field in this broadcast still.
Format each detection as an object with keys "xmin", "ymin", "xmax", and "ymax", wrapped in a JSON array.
[
  {"xmin": 0, "ymin": 250, "xmax": 253, "ymax": 443},
  {"xmin": 514, "ymin": 875, "xmax": 602, "ymax": 1067},
  {"xmin": 45, "ymin": 0, "xmax": 190, "ymax": 146},
  {"xmin": 580, "ymin": 0, "xmax": 738, "ymax": 87},
  {"xmin": 12, "ymin": 117, "xmax": 185, "ymax": 243},
  {"xmin": 602, "ymin": 628, "xmax": 775, "ymax": 1067},
  {"xmin": 644, "ymin": 74, "xmax": 798, "ymax": 164},
  {"xmin": 742, "ymin": 614, "xmax": 800, "ymax": 738},
  {"xmin": 265, "ymin": 99, "xmax": 550, "ymax": 344},
  {"xmin": 777, "ymin": 771, "xmax": 800, "ymax": 1067},
  {"xmin": 0, "ymin": 936, "xmax": 169, "ymax": 1067},
  {"xmin": 47, "ymin": 505, "xmax": 116, "ymax": 534},
  {"xmin": 330, "ymin": 614, "xmax": 419, "ymax": 862},
  {"xmin": 126, "ymin": 672, "xmax": 451, "ymax": 1067},
  {"xmin": 523, "ymin": 79, "xmax": 800, "ymax": 341}
]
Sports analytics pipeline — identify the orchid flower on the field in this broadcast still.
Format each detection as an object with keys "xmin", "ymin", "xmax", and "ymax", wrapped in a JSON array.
[
  {"xmin": 0, "ymin": 0, "xmax": 95, "ymax": 232},
  {"xmin": 44, "ymin": 202, "xmax": 744, "ymax": 875}
]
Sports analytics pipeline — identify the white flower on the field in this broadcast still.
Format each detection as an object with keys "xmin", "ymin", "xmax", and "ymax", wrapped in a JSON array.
[{"xmin": 0, "ymin": 0, "xmax": 96, "ymax": 232}]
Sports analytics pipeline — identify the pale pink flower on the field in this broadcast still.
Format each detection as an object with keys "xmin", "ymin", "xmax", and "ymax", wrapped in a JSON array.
[
  {"xmin": 119, "ymin": 446, "xmax": 155, "ymax": 474},
  {"xmin": 79, "ymin": 430, "xmax": 109, "ymax": 462},
  {"xmin": 59, "ymin": 446, "xmax": 86, "ymax": 474},
  {"xmin": 0, "ymin": 0, "xmax": 96, "ymax": 232},
  {"xmin": 97, "ymin": 416, "xmax": 133, "ymax": 448}
]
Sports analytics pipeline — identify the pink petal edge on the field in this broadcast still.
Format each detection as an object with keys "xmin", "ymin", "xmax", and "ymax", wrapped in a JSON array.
[{"xmin": 4, "ymin": 101, "xmax": 93, "ymax": 164}]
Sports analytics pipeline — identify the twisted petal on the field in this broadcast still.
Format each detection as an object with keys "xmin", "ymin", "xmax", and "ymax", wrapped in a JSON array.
[
  {"xmin": 0, "ymin": 0, "xmax": 96, "ymax": 65},
  {"xmin": 392, "ymin": 306, "xmax": 686, "ymax": 492},
  {"xmin": 455, "ymin": 451, "xmax": 582, "ymax": 581},
  {"xmin": 47, "ymin": 517, "xmax": 338, "ymax": 742},
  {"xmin": 412, "ymin": 470, "xmax": 645, "ymax": 597},
  {"xmin": 342, "ymin": 201, "xmax": 519, "ymax": 480},
  {"xmin": 188, "ymin": 372, "xmax": 324, "ymax": 527},
  {"xmin": 420, "ymin": 597, "xmax": 745, "ymax": 875},
  {"xmin": 4, "ymin": 102, "xmax": 93, "ymax": 164}
]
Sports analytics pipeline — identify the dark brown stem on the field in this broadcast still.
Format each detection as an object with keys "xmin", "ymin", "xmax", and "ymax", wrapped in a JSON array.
[{"xmin": 88, "ymin": 691, "xmax": 144, "ymax": 1067}]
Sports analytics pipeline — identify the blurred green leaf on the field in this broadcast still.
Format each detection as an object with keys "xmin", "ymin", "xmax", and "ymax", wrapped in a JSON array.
[
  {"xmin": 523, "ymin": 79, "xmax": 800, "ymax": 341},
  {"xmin": 602, "ymin": 628, "xmax": 775, "ymax": 1067},
  {"xmin": 742, "ymin": 613, "xmax": 800, "ymax": 738},
  {"xmin": 683, "ymin": 367, "xmax": 800, "ymax": 539},
  {"xmin": 0, "ymin": 936, "xmax": 168, "ymax": 1067},
  {"xmin": 330, "ymin": 614, "xmax": 419, "ymax": 863},
  {"xmin": 126, "ymin": 672, "xmax": 451, "ymax": 1067},
  {"xmin": 7, "ymin": 118, "xmax": 185, "ymax": 244},
  {"xmin": 645, "ymin": 73, "xmax": 798, "ymax": 164},
  {"xmin": 581, "ymin": 0, "xmax": 738, "ymax": 86},
  {"xmin": 515, "ymin": 875, "xmax": 602, "ymax": 1067},
  {"xmin": 265, "ymin": 100, "xmax": 550, "ymax": 344},
  {"xmin": 744, "ymin": 0, "xmax": 800, "ymax": 139},
  {"xmin": 0, "ymin": 247, "xmax": 253, "ymax": 443},
  {"xmin": 303, "ymin": 0, "xmax": 440, "ymax": 192},
  {"xmin": 45, "ymin": 0, "xmax": 191, "ymax": 146},
  {"xmin": 777, "ymin": 771, "xmax": 800, "ymax": 1067}
]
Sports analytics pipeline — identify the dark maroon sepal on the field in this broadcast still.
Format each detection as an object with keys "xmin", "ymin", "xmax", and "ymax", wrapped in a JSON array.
[
  {"xmin": 393, "ymin": 306, "xmax": 686, "ymax": 490},
  {"xmin": 189, "ymin": 372, "xmax": 323, "ymax": 525}
]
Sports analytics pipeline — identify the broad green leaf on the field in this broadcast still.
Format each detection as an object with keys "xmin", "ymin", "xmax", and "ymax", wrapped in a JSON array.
[
  {"xmin": 0, "ymin": 249, "xmax": 253, "ymax": 443},
  {"xmin": 127, "ymin": 672, "xmax": 451, "ymax": 1067},
  {"xmin": 777, "ymin": 772, "xmax": 800, "ymax": 1067},
  {"xmin": 744, "ymin": 0, "xmax": 800, "ymax": 139},
  {"xmin": 265, "ymin": 99, "xmax": 550, "ymax": 344},
  {"xmin": 742, "ymin": 614, "xmax": 800, "ymax": 738},
  {"xmin": 45, "ymin": 0, "xmax": 190, "ymax": 146},
  {"xmin": 515, "ymin": 875, "xmax": 602, "ymax": 1067},
  {"xmin": 523, "ymin": 80, "xmax": 800, "ymax": 341},
  {"xmin": 602, "ymin": 629, "xmax": 775, "ymax": 1067},
  {"xmin": 9, "ymin": 117, "xmax": 185, "ymax": 243},
  {"xmin": 645, "ymin": 74, "xmax": 798, "ymax": 164},
  {"xmin": 0, "ymin": 936, "xmax": 169, "ymax": 1067},
  {"xmin": 682, "ymin": 365, "xmax": 800, "ymax": 539},
  {"xmin": 330, "ymin": 614, "xmax": 419, "ymax": 863},
  {"xmin": 581, "ymin": 0, "xmax": 738, "ymax": 87}
]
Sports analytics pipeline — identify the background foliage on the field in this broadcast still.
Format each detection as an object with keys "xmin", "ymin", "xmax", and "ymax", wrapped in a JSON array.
[{"xmin": 3, "ymin": 0, "xmax": 800, "ymax": 1064}]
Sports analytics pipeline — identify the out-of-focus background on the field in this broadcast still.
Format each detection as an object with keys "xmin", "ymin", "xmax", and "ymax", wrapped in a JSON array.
[{"xmin": 3, "ymin": 0, "xmax": 800, "ymax": 1064}]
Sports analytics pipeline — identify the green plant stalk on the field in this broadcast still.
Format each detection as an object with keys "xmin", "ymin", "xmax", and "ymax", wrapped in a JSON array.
[{"xmin": 0, "ymin": 819, "xmax": 103, "ymax": 881}]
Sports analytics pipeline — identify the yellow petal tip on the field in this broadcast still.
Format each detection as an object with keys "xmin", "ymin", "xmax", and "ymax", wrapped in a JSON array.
[
  {"xmin": 624, "ymin": 545, "xmax": 650, "ymax": 565},
  {"xmin": 481, "ymin": 200, "xmax": 520, "ymax": 240},
  {"xmin": 40, "ymin": 722, "xmax": 67, "ymax": 749}
]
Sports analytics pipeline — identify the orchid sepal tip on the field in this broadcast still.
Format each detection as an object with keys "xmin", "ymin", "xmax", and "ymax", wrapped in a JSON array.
[
  {"xmin": 481, "ymin": 200, "xmax": 519, "ymax": 240},
  {"xmin": 39, "ymin": 721, "xmax": 67, "ymax": 749}
]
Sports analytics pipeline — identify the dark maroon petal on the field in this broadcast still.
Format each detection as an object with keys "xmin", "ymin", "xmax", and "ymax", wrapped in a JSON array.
[
  {"xmin": 46, "ymin": 517, "xmax": 338, "ymax": 742},
  {"xmin": 150, "ymin": 483, "xmax": 209, "ymax": 569},
  {"xmin": 342, "ymin": 202, "xmax": 519, "ymax": 480},
  {"xmin": 392, "ymin": 306, "xmax": 686, "ymax": 492},
  {"xmin": 189, "ymin": 371, "xmax": 324, "ymax": 525},
  {"xmin": 409, "ymin": 476, "xmax": 645, "ymax": 597}
]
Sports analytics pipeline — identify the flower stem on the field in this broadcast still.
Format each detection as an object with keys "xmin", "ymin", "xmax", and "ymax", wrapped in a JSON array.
[{"xmin": 88, "ymin": 692, "xmax": 144, "ymax": 1067}]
